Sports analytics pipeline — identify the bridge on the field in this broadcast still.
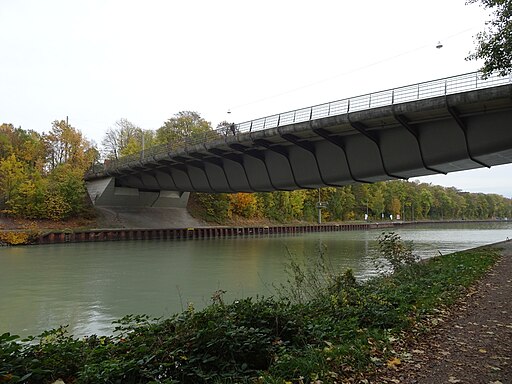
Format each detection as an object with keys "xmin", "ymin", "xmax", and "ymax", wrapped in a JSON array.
[{"xmin": 86, "ymin": 72, "xmax": 512, "ymax": 208}]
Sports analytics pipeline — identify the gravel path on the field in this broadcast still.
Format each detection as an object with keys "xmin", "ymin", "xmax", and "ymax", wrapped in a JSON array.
[{"xmin": 371, "ymin": 240, "xmax": 512, "ymax": 384}]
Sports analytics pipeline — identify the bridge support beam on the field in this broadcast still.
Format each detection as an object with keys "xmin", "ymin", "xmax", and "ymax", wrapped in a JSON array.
[{"xmin": 86, "ymin": 177, "xmax": 189, "ymax": 208}]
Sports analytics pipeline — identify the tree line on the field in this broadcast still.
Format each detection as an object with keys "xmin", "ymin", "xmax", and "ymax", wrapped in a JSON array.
[
  {"xmin": 193, "ymin": 181, "xmax": 512, "ymax": 224},
  {"xmin": 2, "ymin": 113, "xmax": 510, "ymax": 224}
]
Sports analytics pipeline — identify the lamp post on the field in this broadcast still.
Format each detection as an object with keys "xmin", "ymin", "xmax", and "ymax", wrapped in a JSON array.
[
  {"xmin": 316, "ymin": 188, "xmax": 328, "ymax": 224},
  {"xmin": 318, "ymin": 189, "xmax": 322, "ymax": 224}
]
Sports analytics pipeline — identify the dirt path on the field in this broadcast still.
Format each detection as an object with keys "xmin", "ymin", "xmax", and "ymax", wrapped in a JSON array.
[{"xmin": 371, "ymin": 240, "xmax": 512, "ymax": 384}]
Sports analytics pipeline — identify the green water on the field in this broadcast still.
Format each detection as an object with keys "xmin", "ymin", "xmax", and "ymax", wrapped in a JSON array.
[{"xmin": 1, "ymin": 222, "xmax": 510, "ymax": 337}]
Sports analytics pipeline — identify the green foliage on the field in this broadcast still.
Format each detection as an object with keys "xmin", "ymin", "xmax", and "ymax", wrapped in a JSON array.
[
  {"xmin": 326, "ymin": 186, "xmax": 356, "ymax": 220},
  {"xmin": 0, "ymin": 245, "xmax": 501, "ymax": 383},
  {"xmin": 467, "ymin": 0, "xmax": 512, "ymax": 77},
  {"xmin": 193, "ymin": 192, "xmax": 231, "ymax": 223}
]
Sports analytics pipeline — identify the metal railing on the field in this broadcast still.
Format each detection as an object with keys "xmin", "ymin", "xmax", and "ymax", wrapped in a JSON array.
[{"xmin": 93, "ymin": 71, "xmax": 511, "ymax": 174}]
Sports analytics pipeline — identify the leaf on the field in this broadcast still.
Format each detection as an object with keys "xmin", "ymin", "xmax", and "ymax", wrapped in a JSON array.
[
  {"xmin": 387, "ymin": 357, "xmax": 401, "ymax": 369},
  {"xmin": 448, "ymin": 377, "xmax": 462, "ymax": 383}
]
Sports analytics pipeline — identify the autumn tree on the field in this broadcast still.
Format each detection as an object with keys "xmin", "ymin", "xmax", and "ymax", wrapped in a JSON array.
[
  {"xmin": 467, "ymin": 0, "xmax": 512, "ymax": 77},
  {"xmin": 229, "ymin": 193, "xmax": 259, "ymax": 218},
  {"xmin": 0, "ymin": 124, "xmax": 45, "ymax": 169},
  {"xmin": 156, "ymin": 111, "xmax": 212, "ymax": 148},
  {"xmin": 0, "ymin": 154, "xmax": 28, "ymax": 208},
  {"xmin": 44, "ymin": 120, "xmax": 95, "ymax": 173}
]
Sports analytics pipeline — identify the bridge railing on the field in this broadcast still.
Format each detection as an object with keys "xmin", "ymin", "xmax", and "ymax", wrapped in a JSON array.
[{"xmin": 94, "ymin": 71, "xmax": 511, "ymax": 173}]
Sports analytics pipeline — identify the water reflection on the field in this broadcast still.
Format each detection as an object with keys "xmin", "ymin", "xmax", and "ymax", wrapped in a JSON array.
[{"xmin": 1, "ymin": 222, "xmax": 510, "ymax": 338}]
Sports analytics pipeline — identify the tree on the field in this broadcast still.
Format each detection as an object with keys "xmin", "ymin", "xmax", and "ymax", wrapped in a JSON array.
[
  {"xmin": 156, "ymin": 111, "xmax": 212, "ymax": 148},
  {"xmin": 467, "ymin": 0, "xmax": 512, "ymax": 77},
  {"xmin": 326, "ymin": 186, "xmax": 356, "ymax": 221},
  {"xmin": 0, "ymin": 124, "xmax": 45, "ymax": 169},
  {"xmin": 44, "ymin": 120, "xmax": 95, "ymax": 173},
  {"xmin": 229, "ymin": 193, "xmax": 259, "ymax": 218},
  {"xmin": 0, "ymin": 154, "xmax": 28, "ymax": 208},
  {"xmin": 372, "ymin": 188, "xmax": 386, "ymax": 219},
  {"xmin": 101, "ymin": 118, "xmax": 141, "ymax": 160}
]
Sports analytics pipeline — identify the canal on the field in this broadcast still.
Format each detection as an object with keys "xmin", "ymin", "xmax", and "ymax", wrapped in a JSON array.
[{"xmin": 1, "ymin": 221, "xmax": 511, "ymax": 338}]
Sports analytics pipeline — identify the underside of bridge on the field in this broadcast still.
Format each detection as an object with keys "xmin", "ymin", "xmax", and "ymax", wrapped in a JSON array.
[{"xmin": 86, "ymin": 84, "xmax": 512, "ymax": 207}]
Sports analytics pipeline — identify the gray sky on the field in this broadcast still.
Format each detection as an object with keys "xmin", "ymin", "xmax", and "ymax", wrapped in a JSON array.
[{"xmin": 1, "ymin": 0, "xmax": 510, "ymax": 197}]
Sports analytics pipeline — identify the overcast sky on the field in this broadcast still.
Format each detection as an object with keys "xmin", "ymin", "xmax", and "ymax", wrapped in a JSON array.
[{"xmin": 1, "ymin": 0, "xmax": 510, "ymax": 197}]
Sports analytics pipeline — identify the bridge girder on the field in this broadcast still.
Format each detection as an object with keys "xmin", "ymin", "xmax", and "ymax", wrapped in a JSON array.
[{"xmin": 86, "ymin": 84, "xmax": 512, "ymax": 204}]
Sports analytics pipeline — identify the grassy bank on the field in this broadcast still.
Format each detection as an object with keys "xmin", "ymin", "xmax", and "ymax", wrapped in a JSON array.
[{"xmin": 0, "ymin": 243, "xmax": 502, "ymax": 383}]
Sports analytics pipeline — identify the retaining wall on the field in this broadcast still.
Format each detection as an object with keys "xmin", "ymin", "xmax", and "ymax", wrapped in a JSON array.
[{"xmin": 35, "ymin": 222, "xmax": 399, "ymax": 245}]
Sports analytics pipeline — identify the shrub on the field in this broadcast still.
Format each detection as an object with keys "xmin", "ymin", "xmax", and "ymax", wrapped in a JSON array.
[
  {"xmin": 375, "ymin": 231, "xmax": 419, "ymax": 273},
  {"xmin": 0, "ymin": 230, "xmax": 38, "ymax": 245}
]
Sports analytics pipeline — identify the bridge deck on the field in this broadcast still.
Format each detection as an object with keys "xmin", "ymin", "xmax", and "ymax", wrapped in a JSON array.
[{"xmin": 85, "ymin": 72, "xmax": 512, "ymax": 206}]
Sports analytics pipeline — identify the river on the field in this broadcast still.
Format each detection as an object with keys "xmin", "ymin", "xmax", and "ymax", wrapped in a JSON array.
[{"xmin": 1, "ymin": 221, "xmax": 511, "ymax": 338}]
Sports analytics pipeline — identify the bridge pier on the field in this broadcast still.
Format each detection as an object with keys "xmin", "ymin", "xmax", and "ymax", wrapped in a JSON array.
[{"xmin": 86, "ymin": 177, "xmax": 189, "ymax": 208}]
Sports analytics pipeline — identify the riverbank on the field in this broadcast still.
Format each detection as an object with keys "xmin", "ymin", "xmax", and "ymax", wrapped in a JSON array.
[
  {"xmin": 1, "ymin": 214, "xmax": 506, "ymax": 245},
  {"xmin": 1, "ymin": 239, "xmax": 509, "ymax": 383}
]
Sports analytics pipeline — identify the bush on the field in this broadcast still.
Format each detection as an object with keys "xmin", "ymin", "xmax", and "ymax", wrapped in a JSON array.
[
  {"xmin": 0, "ymin": 230, "xmax": 39, "ymax": 245},
  {"xmin": 375, "ymin": 231, "xmax": 419, "ymax": 273}
]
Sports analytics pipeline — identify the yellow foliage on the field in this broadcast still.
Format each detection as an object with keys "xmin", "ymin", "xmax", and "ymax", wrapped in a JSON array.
[
  {"xmin": 229, "ymin": 193, "xmax": 259, "ymax": 218},
  {"xmin": 44, "ymin": 192, "xmax": 72, "ymax": 221},
  {"xmin": 0, "ymin": 231, "xmax": 34, "ymax": 245}
]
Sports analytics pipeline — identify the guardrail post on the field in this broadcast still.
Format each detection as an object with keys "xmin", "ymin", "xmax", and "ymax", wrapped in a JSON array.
[
  {"xmin": 347, "ymin": 99, "xmax": 350, "ymax": 113},
  {"xmin": 391, "ymin": 89, "xmax": 395, "ymax": 104}
]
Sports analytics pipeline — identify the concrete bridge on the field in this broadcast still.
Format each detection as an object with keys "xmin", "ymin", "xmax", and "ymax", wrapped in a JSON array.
[{"xmin": 86, "ymin": 72, "xmax": 512, "ymax": 208}]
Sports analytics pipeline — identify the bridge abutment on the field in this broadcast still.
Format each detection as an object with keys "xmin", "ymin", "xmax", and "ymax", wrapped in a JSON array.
[{"xmin": 86, "ymin": 177, "xmax": 189, "ymax": 208}]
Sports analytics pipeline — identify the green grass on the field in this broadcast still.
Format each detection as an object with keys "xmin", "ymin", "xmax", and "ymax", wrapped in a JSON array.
[{"xmin": 0, "ymin": 246, "xmax": 501, "ymax": 384}]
